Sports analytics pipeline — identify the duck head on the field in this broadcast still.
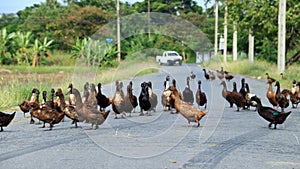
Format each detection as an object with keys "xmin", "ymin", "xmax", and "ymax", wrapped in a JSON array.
[
  {"xmin": 220, "ymin": 80, "xmax": 226, "ymax": 86},
  {"xmin": 68, "ymin": 83, "xmax": 73, "ymax": 89},
  {"xmin": 248, "ymin": 95, "xmax": 261, "ymax": 106},
  {"xmin": 84, "ymin": 82, "xmax": 89, "ymax": 90},
  {"xmin": 233, "ymin": 82, "xmax": 237, "ymax": 89},
  {"xmin": 90, "ymin": 83, "xmax": 96, "ymax": 91},
  {"xmin": 55, "ymin": 88, "xmax": 63, "ymax": 97},
  {"xmin": 42, "ymin": 91, "xmax": 47, "ymax": 102}
]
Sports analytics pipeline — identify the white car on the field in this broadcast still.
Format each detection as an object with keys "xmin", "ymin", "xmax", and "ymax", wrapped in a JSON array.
[{"xmin": 156, "ymin": 51, "xmax": 183, "ymax": 66}]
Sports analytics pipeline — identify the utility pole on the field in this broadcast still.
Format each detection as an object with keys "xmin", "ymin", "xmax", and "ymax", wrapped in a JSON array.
[
  {"xmin": 278, "ymin": 0, "xmax": 286, "ymax": 72},
  {"xmin": 181, "ymin": 34, "xmax": 186, "ymax": 61},
  {"xmin": 223, "ymin": 3, "xmax": 228, "ymax": 63},
  {"xmin": 117, "ymin": 0, "xmax": 121, "ymax": 62},
  {"xmin": 248, "ymin": 29, "xmax": 254, "ymax": 63},
  {"xmin": 148, "ymin": 0, "xmax": 150, "ymax": 39},
  {"xmin": 214, "ymin": 1, "xmax": 218, "ymax": 57},
  {"xmin": 233, "ymin": 21, "xmax": 237, "ymax": 61}
]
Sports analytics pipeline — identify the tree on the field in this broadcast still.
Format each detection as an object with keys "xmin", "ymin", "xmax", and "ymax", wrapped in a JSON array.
[{"xmin": 49, "ymin": 5, "xmax": 109, "ymax": 50}]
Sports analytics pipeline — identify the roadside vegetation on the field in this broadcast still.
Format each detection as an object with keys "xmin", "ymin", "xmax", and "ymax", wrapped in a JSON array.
[
  {"xmin": 0, "ymin": 57, "xmax": 159, "ymax": 110},
  {"xmin": 204, "ymin": 56, "xmax": 300, "ymax": 89}
]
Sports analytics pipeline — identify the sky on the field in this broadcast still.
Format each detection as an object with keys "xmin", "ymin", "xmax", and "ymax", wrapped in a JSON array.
[{"xmin": 0, "ymin": 0, "xmax": 212, "ymax": 14}]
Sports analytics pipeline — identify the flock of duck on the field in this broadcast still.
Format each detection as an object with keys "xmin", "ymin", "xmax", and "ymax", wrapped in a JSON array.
[
  {"xmin": 0, "ymin": 67, "xmax": 299, "ymax": 131},
  {"xmin": 216, "ymin": 68, "xmax": 298, "ymax": 129}
]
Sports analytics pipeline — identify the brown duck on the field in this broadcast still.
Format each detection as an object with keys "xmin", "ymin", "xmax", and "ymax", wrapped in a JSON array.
[
  {"xmin": 148, "ymin": 81, "xmax": 158, "ymax": 112},
  {"xmin": 86, "ymin": 83, "xmax": 98, "ymax": 109},
  {"xmin": 217, "ymin": 67, "xmax": 224, "ymax": 80},
  {"xmin": 112, "ymin": 81, "xmax": 126, "ymax": 119},
  {"xmin": 266, "ymin": 81, "xmax": 279, "ymax": 108},
  {"xmin": 208, "ymin": 70, "xmax": 216, "ymax": 80},
  {"xmin": 167, "ymin": 85, "xmax": 208, "ymax": 127},
  {"xmin": 67, "ymin": 83, "xmax": 76, "ymax": 106},
  {"xmin": 29, "ymin": 101, "xmax": 65, "ymax": 130},
  {"xmin": 124, "ymin": 82, "xmax": 138, "ymax": 116},
  {"xmin": 266, "ymin": 73, "xmax": 276, "ymax": 84},
  {"xmin": 161, "ymin": 75, "xmax": 171, "ymax": 111},
  {"xmin": 71, "ymin": 87, "xmax": 110, "ymax": 129},
  {"xmin": 224, "ymin": 71, "xmax": 234, "ymax": 81},
  {"xmin": 232, "ymin": 81, "xmax": 247, "ymax": 111},
  {"xmin": 220, "ymin": 80, "xmax": 234, "ymax": 108},
  {"xmin": 55, "ymin": 88, "xmax": 79, "ymax": 128},
  {"xmin": 274, "ymin": 81, "xmax": 289, "ymax": 111},
  {"xmin": 19, "ymin": 88, "xmax": 39, "ymax": 119}
]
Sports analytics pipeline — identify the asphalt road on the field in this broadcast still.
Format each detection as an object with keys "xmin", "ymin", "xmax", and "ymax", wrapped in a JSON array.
[{"xmin": 1, "ymin": 63, "xmax": 300, "ymax": 169}]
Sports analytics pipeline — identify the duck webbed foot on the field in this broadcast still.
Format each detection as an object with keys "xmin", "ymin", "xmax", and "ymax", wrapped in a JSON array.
[
  {"xmin": 30, "ymin": 118, "xmax": 35, "ymax": 124},
  {"xmin": 268, "ymin": 122, "xmax": 273, "ymax": 128}
]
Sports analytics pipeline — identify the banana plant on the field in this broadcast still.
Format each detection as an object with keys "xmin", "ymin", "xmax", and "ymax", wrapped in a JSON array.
[
  {"xmin": 32, "ymin": 37, "xmax": 54, "ymax": 67},
  {"xmin": 40, "ymin": 37, "xmax": 54, "ymax": 64},
  {"xmin": 0, "ymin": 27, "xmax": 15, "ymax": 59},
  {"xmin": 71, "ymin": 37, "xmax": 88, "ymax": 59},
  {"xmin": 14, "ymin": 31, "xmax": 32, "ymax": 65},
  {"xmin": 32, "ymin": 38, "xmax": 42, "ymax": 67}
]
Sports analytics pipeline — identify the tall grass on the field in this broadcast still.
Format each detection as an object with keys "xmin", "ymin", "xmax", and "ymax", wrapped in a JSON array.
[{"xmin": 0, "ymin": 58, "xmax": 159, "ymax": 110}]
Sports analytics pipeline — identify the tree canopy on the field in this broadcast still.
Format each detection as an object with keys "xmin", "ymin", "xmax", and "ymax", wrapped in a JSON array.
[{"xmin": 0, "ymin": 0, "xmax": 300, "ymax": 67}]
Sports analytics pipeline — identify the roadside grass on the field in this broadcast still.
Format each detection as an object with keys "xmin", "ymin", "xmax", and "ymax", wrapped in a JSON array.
[
  {"xmin": 0, "ymin": 58, "xmax": 159, "ymax": 110},
  {"xmin": 203, "ymin": 55, "xmax": 300, "ymax": 88}
]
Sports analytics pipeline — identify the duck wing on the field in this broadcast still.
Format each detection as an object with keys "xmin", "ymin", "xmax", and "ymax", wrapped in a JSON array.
[{"xmin": 183, "ymin": 88, "xmax": 194, "ymax": 104}]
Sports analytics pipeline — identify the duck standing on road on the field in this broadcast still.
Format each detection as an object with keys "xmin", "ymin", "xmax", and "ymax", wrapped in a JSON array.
[
  {"xmin": 162, "ymin": 75, "xmax": 171, "ymax": 111},
  {"xmin": 0, "ymin": 111, "xmax": 16, "ymax": 132},
  {"xmin": 195, "ymin": 80, "xmax": 207, "ymax": 109},
  {"xmin": 266, "ymin": 73, "xmax": 276, "ymax": 84},
  {"xmin": 112, "ymin": 81, "xmax": 126, "ymax": 119},
  {"xmin": 189, "ymin": 71, "xmax": 196, "ymax": 80},
  {"xmin": 182, "ymin": 77, "xmax": 194, "ymax": 104},
  {"xmin": 224, "ymin": 71, "xmax": 234, "ymax": 82},
  {"xmin": 96, "ymin": 83, "xmax": 112, "ymax": 111},
  {"xmin": 274, "ymin": 81, "xmax": 289, "ymax": 111},
  {"xmin": 124, "ymin": 82, "xmax": 138, "ymax": 116},
  {"xmin": 202, "ymin": 69, "xmax": 210, "ymax": 80},
  {"xmin": 208, "ymin": 70, "xmax": 216, "ymax": 80},
  {"xmin": 249, "ymin": 96, "xmax": 291, "ymax": 129},
  {"xmin": 166, "ymin": 85, "xmax": 208, "ymax": 127},
  {"xmin": 139, "ymin": 82, "xmax": 151, "ymax": 116},
  {"xmin": 220, "ymin": 80, "xmax": 234, "ymax": 108}
]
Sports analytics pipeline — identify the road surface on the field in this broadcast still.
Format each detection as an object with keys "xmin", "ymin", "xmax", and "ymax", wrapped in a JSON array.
[{"xmin": 1, "ymin": 64, "xmax": 300, "ymax": 169}]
